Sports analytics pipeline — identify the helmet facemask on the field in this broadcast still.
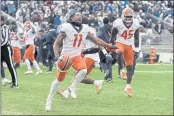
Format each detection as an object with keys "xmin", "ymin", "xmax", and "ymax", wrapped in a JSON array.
[{"xmin": 124, "ymin": 15, "xmax": 133, "ymax": 23}]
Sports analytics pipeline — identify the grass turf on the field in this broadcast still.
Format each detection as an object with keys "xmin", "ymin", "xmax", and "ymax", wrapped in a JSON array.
[{"xmin": 1, "ymin": 64, "xmax": 173, "ymax": 115}]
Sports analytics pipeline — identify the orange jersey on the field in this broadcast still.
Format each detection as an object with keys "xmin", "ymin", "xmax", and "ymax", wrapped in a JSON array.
[{"xmin": 113, "ymin": 18, "xmax": 140, "ymax": 46}]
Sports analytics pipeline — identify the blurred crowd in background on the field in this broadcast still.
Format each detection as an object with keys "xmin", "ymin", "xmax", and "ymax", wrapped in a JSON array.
[
  {"xmin": 1, "ymin": 0, "xmax": 173, "ymax": 33},
  {"xmin": 1, "ymin": 0, "xmax": 173, "ymax": 70}
]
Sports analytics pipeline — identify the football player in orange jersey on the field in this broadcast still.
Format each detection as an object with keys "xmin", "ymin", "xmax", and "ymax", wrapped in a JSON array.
[
  {"xmin": 23, "ymin": 21, "xmax": 42, "ymax": 75},
  {"xmin": 45, "ymin": 11, "xmax": 117, "ymax": 112},
  {"xmin": 10, "ymin": 22, "xmax": 21, "ymax": 69},
  {"xmin": 109, "ymin": 7, "xmax": 140, "ymax": 97}
]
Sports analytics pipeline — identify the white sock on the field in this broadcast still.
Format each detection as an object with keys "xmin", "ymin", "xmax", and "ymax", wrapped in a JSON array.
[
  {"xmin": 94, "ymin": 80, "xmax": 100, "ymax": 86},
  {"xmin": 69, "ymin": 69, "xmax": 87, "ymax": 92},
  {"xmin": 121, "ymin": 69, "xmax": 125, "ymax": 72},
  {"xmin": 25, "ymin": 59, "xmax": 31, "ymax": 71},
  {"xmin": 126, "ymin": 84, "xmax": 131, "ymax": 88},
  {"xmin": 33, "ymin": 60, "xmax": 41, "ymax": 71},
  {"xmin": 69, "ymin": 78, "xmax": 76, "ymax": 92},
  {"xmin": 49, "ymin": 79, "xmax": 60, "ymax": 98}
]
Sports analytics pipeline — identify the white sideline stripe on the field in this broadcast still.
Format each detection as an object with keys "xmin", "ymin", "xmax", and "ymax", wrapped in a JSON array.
[
  {"xmin": 135, "ymin": 71, "xmax": 173, "ymax": 73},
  {"xmin": 136, "ymin": 64, "xmax": 173, "ymax": 65}
]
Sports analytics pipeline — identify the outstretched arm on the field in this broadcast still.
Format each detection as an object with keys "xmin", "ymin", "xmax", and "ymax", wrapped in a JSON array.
[
  {"xmin": 53, "ymin": 32, "xmax": 66, "ymax": 57},
  {"xmin": 110, "ymin": 27, "xmax": 118, "ymax": 44},
  {"xmin": 86, "ymin": 33, "xmax": 117, "ymax": 49}
]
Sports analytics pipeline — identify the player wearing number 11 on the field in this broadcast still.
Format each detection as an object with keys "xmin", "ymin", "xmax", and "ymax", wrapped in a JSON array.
[
  {"xmin": 110, "ymin": 7, "xmax": 140, "ymax": 97},
  {"xmin": 45, "ymin": 11, "xmax": 117, "ymax": 112}
]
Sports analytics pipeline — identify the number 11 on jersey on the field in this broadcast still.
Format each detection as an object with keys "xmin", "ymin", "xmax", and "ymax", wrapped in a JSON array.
[{"xmin": 73, "ymin": 34, "xmax": 82, "ymax": 48}]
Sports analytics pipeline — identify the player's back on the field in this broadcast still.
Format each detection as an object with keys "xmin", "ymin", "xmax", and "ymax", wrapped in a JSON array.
[
  {"xmin": 60, "ymin": 23, "xmax": 90, "ymax": 57},
  {"xmin": 113, "ymin": 18, "xmax": 140, "ymax": 46}
]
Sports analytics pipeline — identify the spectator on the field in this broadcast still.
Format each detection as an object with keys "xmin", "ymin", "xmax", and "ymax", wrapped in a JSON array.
[
  {"xmin": 43, "ymin": 24, "xmax": 57, "ymax": 73},
  {"xmin": 15, "ymin": 9, "xmax": 23, "ymax": 23},
  {"xmin": 154, "ymin": 21, "xmax": 164, "ymax": 43},
  {"xmin": 164, "ymin": 14, "xmax": 173, "ymax": 24},
  {"xmin": 1, "ymin": 1, "xmax": 8, "ymax": 13},
  {"xmin": 97, "ymin": 17, "xmax": 114, "ymax": 82},
  {"xmin": 154, "ymin": 21, "xmax": 164, "ymax": 34},
  {"xmin": 36, "ymin": 30, "xmax": 48, "ymax": 67},
  {"xmin": 60, "ymin": 14, "xmax": 67, "ymax": 23},
  {"xmin": 53, "ymin": 14, "xmax": 61, "ymax": 29},
  {"xmin": 147, "ymin": 4, "xmax": 153, "ymax": 14},
  {"xmin": 6, "ymin": 1, "xmax": 16, "ymax": 17},
  {"xmin": 88, "ymin": 13, "xmax": 99, "ymax": 30},
  {"xmin": 49, "ymin": 13, "xmax": 55, "ymax": 25}
]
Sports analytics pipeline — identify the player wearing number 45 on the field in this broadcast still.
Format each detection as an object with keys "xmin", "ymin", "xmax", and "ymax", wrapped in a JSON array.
[
  {"xmin": 109, "ymin": 7, "xmax": 140, "ymax": 97},
  {"xmin": 45, "ymin": 11, "xmax": 117, "ymax": 112}
]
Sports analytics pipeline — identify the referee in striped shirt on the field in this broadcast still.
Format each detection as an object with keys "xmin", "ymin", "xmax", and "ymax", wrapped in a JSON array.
[{"xmin": 1, "ymin": 15, "xmax": 18, "ymax": 88}]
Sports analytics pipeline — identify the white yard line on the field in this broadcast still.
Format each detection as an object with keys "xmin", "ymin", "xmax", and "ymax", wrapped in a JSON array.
[{"xmin": 135, "ymin": 71, "xmax": 173, "ymax": 73}]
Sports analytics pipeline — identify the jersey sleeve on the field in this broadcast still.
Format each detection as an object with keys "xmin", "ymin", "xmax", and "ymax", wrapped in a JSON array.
[
  {"xmin": 89, "ymin": 27, "xmax": 97, "ymax": 37},
  {"xmin": 113, "ymin": 19, "xmax": 121, "ymax": 28},
  {"xmin": 84, "ymin": 24, "xmax": 93, "ymax": 36},
  {"xmin": 134, "ymin": 18, "xmax": 140, "ymax": 30},
  {"xmin": 59, "ymin": 23, "xmax": 67, "ymax": 33}
]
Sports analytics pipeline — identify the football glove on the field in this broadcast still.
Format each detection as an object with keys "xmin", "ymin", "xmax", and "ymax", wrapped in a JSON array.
[{"xmin": 82, "ymin": 48, "xmax": 100, "ymax": 55}]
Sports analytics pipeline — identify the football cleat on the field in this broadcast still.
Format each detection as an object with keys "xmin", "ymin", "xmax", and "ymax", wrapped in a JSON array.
[
  {"xmin": 46, "ymin": 71, "xmax": 52, "ymax": 74},
  {"xmin": 35, "ymin": 70, "xmax": 43, "ymax": 75},
  {"xmin": 57, "ymin": 89, "xmax": 70, "ymax": 100},
  {"xmin": 124, "ymin": 87, "xmax": 132, "ymax": 97},
  {"xmin": 2, "ymin": 78, "xmax": 11, "ymax": 86},
  {"xmin": 45, "ymin": 95, "xmax": 53, "ymax": 112},
  {"xmin": 24, "ymin": 70, "xmax": 33, "ymax": 75},
  {"xmin": 106, "ymin": 78, "xmax": 113, "ymax": 83},
  {"xmin": 70, "ymin": 90, "xmax": 76, "ymax": 99},
  {"xmin": 96, "ymin": 80, "xmax": 104, "ymax": 94},
  {"xmin": 120, "ymin": 70, "xmax": 127, "ymax": 80},
  {"xmin": 9, "ymin": 84, "xmax": 19, "ymax": 88}
]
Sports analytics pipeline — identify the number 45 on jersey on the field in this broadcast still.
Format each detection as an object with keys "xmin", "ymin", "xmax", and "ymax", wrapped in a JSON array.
[{"xmin": 121, "ymin": 29, "xmax": 134, "ymax": 40}]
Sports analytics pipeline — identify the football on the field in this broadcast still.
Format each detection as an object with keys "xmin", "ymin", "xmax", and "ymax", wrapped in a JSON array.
[{"xmin": 57, "ymin": 55, "xmax": 72, "ymax": 71}]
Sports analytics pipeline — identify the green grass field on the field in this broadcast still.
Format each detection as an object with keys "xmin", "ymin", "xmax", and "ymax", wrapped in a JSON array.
[{"xmin": 1, "ymin": 64, "xmax": 173, "ymax": 115}]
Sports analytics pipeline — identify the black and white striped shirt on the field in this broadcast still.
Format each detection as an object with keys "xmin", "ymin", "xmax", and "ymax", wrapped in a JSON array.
[{"xmin": 1, "ymin": 24, "xmax": 11, "ymax": 46}]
